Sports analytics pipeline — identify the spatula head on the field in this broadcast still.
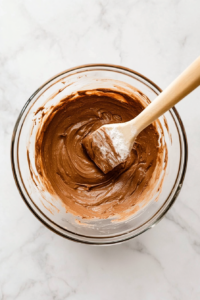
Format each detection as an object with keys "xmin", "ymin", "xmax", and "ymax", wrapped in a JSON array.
[{"xmin": 82, "ymin": 125, "xmax": 130, "ymax": 174}]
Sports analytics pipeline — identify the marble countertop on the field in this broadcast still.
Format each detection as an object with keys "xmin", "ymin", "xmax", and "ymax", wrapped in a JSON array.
[{"xmin": 1, "ymin": 0, "xmax": 200, "ymax": 299}]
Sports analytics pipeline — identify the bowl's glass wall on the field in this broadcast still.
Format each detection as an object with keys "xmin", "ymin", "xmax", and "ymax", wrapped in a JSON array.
[{"xmin": 12, "ymin": 65, "xmax": 187, "ymax": 244}]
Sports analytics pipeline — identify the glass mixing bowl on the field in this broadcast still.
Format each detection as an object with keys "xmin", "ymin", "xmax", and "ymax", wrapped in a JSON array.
[{"xmin": 11, "ymin": 64, "xmax": 188, "ymax": 245}]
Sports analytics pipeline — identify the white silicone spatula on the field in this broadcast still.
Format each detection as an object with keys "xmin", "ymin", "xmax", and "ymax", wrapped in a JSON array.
[{"xmin": 83, "ymin": 57, "xmax": 200, "ymax": 174}]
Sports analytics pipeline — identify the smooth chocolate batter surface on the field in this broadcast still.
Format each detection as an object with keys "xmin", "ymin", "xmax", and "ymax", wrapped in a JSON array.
[{"xmin": 35, "ymin": 89, "xmax": 164, "ymax": 220}]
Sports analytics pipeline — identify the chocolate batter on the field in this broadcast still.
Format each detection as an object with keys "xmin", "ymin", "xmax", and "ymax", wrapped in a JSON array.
[{"xmin": 35, "ymin": 89, "xmax": 165, "ymax": 220}]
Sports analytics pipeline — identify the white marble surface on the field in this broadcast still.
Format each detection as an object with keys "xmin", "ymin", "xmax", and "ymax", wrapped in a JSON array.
[{"xmin": 1, "ymin": 0, "xmax": 200, "ymax": 299}]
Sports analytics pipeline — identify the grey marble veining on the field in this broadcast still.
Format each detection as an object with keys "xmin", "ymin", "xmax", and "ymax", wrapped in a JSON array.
[{"xmin": 0, "ymin": 0, "xmax": 200, "ymax": 299}]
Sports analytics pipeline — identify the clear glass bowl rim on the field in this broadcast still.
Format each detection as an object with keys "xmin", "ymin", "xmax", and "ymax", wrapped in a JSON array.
[{"xmin": 11, "ymin": 63, "xmax": 188, "ymax": 245}]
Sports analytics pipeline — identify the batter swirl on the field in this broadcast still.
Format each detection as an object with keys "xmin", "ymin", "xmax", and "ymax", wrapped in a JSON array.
[{"xmin": 35, "ymin": 89, "xmax": 164, "ymax": 220}]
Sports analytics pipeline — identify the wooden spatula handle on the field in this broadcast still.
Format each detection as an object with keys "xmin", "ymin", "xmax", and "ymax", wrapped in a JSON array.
[{"xmin": 131, "ymin": 56, "xmax": 200, "ymax": 133}]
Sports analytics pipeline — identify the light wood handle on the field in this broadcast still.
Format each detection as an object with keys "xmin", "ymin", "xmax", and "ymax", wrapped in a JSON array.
[{"xmin": 130, "ymin": 56, "xmax": 200, "ymax": 133}]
